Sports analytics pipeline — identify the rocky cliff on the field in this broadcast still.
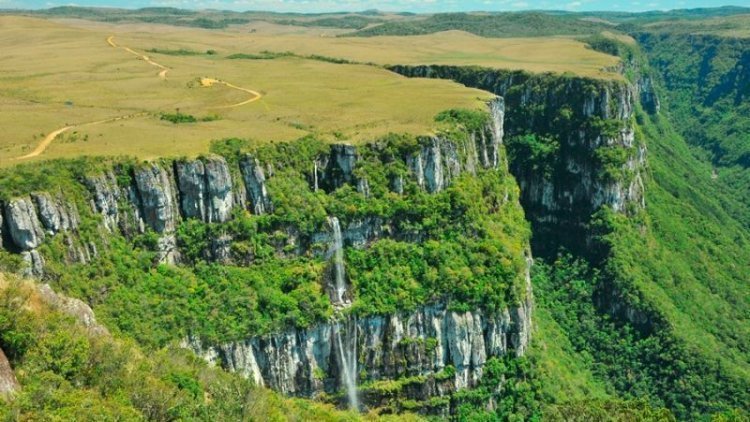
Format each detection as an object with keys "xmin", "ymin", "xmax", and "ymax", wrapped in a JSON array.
[
  {"xmin": 0, "ymin": 97, "xmax": 533, "ymax": 414},
  {"xmin": 186, "ymin": 289, "xmax": 531, "ymax": 413},
  {"xmin": 388, "ymin": 65, "xmax": 645, "ymax": 257}
]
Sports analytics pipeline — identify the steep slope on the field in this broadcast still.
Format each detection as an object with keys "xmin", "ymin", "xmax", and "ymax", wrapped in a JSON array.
[
  {"xmin": 0, "ymin": 102, "xmax": 538, "ymax": 416},
  {"xmin": 0, "ymin": 274, "xmax": 363, "ymax": 420},
  {"xmin": 635, "ymin": 31, "xmax": 750, "ymax": 225},
  {"xmin": 390, "ymin": 60, "xmax": 750, "ymax": 418}
]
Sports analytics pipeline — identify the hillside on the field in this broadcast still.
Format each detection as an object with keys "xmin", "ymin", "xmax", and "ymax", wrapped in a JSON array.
[
  {"xmin": 0, "ymin": 274, "xmax": 371, "ymax": 420},
  {"xmin": 347, "ymin": 12, "xmax": 607, "ymax": 38}
]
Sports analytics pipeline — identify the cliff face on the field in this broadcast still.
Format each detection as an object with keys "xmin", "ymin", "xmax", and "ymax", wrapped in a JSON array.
[
  {"xmin": 0, "ymin": 97, "xmax": 533, "ymax": 413},
  {"xmin": 388, "ymin": 65, "xmax": 645, "ymax": 257},
  {"xmin": 186, "ymin": 293, "xmax": 531, "ymax": 410}
]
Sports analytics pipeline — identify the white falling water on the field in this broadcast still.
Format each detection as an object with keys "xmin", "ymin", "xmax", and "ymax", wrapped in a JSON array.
[
  {"xmin": 313, "ymin": 161, "xmax": 319, "ymax": 192},
  {"xmin": 334, "ymin": 319, "xmax": 360, "ymax": 411},
  {"xmin": 328, "ymin": 216, "xmax": 347, "ymax": 305}
]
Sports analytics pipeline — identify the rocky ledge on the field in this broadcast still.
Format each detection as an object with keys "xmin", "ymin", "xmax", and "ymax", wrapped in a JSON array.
[{"xmin": 185, "ymin": 279, "xmax": 532, "ymax": 410}]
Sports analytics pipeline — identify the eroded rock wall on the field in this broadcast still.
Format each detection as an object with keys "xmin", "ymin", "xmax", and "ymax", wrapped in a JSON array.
[{"xmin": 388, "ymin": 65, "xmax": 645, "ymax": 256}]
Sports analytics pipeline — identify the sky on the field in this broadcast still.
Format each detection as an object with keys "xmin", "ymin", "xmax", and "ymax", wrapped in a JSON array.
[{"xmin": 1, "ymin": 0, "xmax": 746, "ymax": 13}]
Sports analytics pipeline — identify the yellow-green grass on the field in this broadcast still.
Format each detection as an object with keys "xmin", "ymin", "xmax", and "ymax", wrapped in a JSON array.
[
  {"xmin": 642, "ymin": 14, "xmax": 750, "ymax": 38},
  {"xmin": 0, "ymin": 16, "xmax": 619, "ymax": 165},
  {"xmin": 0, "ymin": 17, "xmax": 495, "ymax": 165},
  {"xmin": 100, "ymin": 20, "xmax": 620, "ymax": 78}
]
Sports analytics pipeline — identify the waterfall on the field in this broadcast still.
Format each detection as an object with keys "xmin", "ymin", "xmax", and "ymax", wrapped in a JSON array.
[
  {"xmin": 334, "ymin": 319, "xmax": 359, "ymax": 411},
  {"xmin": 313, "ymin": 161, "xmax": 319, "ymax": 192},
  {"xmin": 327, "ymin": 216, "xmax": 347, "ymax": 305}
]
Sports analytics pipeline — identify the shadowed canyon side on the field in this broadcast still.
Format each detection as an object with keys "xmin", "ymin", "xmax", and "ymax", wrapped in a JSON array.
[{"xmin": 388, "ymin": 65, "xmax": 645, "ymax": 257}]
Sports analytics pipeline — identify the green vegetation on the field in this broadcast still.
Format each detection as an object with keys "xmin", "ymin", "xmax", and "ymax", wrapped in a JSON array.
[
  {"xmin": 226, "ymin": 51, "xmax": 295, "ymax": 60},
  {"xmin": 523, "ymin": 107, "xmax": 750, "ymax": 420},
  {"xmin": 506, "ymin": 134, "xmax": 559, "ymax": 178},
  {"xmin": 275, "ymin": 16, "xmax": 383, "ymax": 30},
  {"xmin": 160, "ymin": 112, "xmax": 220, "ymax": 124},
  {"xmin": 2, "ymin": 6, "xmax": 750, "ymax": 420},
  {"xmin": 0, "ymin": 277, "xmax": 358, "ymax": 421},
  {"xmin": 147, "ymin": 48, "xmax": 217, "ymax": 56},
  {"xmin": 636, "ymin": 31, "xmax": 750, "ymax": 222},
  {"xmin": 0, "ymin": 125, "xmax": 529, "ymax": 351},
  {"xmin": 227, "ymin": 50, "xmax": 361, "ymax": 65},
  {"xmin": 349, "ymin": 12, "xmax": 606, "ymax": 38}
]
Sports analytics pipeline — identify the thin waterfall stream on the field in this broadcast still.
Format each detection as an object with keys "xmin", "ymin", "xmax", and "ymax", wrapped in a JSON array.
[
  {"xmin": 327, "ymin": 216, "xmax": 359, "ymax": 410},
  {"xmin": 335, "ymin": 319, "xmax": 360, "ymax": 411},
  {"xmin": 327, "ymin": 216, "xmax": 347, "ymax": 305}
]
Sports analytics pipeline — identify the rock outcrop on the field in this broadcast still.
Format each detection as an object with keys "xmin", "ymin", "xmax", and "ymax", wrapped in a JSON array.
[
  {"xmin": 240, "ymin": 155, "xmax": 273, "ymax": 215},
  {"xmin": 134, "ymin": 163, "xmax": 178, "ymax": 234},
  {"xmin": 186, "ymin": 298, "xmax": 532, "ymax": 402},
  {"xmin": 31, "ymin": 192, "xmax": 79, "ymax": 235},
  {"xmin": 37, "ymin": 283, "xmax": 110, "ymax": 337},
  {"xmin": 317, "ymin": 145, "xmax": 358, "ymax": 192},
  {"xmin": 0, "ymin": 347, "xmax": 19, "ymax": 397},
  {"xmin": 85, "ymin": 171, "xmax": 121, "ymax": 233},
  {"xmin": 4, "ymin": 198, "xmax": 45, "ymax": 251},
  {"xmin": 176, "ymin": 156, "xmax": 234, "ymax": 224},
  {"xmin": 637, "ymin": 75, "xmax": 661, "ymax": 114},
  {"xmin": 0, "ymin": 96, "xmax": 537, "ymax": 416},
  {"xmin": 133, "ymin": 163, "xmax": 180, "ymax": 263},
  {"xmin": 389, "ymin": 65, "xmax": 645, "ymax": 256}
]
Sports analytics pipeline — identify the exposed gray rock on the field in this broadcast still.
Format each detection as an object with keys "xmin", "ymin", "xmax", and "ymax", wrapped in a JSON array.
[
  {"xmin": 310, "ymin": 217, "xmax": 386, "ymax": 255},
  {"xmin": 484, "ymin": 97, "xmax": 505, "ymax": 169},
  {"xmin": 31, "ymin": 192, "xmax": 79, "ymax": 235},
  {"xmin": 407, "ymin": 137, "xmax": 463, "ymax": 193},
  {"xmin": 240, "ymin": 155, "xmax": 273, "ymax": 215},
  {"xmin": 356, "ymin": 178, "xmax": 370, "ymax": 198},
  {"xmin": 0, "ymin": 347, "xmax": 19, "ymax": 397},
  {"xmin": 134, "ymin": 163, "xmax": 178, "ymax": 234},
  {"xmin": 84, "ymin": 171, "xmax": 120, "ymax": 232},
  {"xmin": 316, "ymin": 144, "xmax": 358, "ymax": 192},
  {"xmin": 20, "ymin": 250, "xmax": 44, "ymax": 278},
  {"xmin": 404, "ymin": 100, "xmax": 504, "ymax": 194},
  {"xmin": 637, "ymin": 75, "xmax": 660, "ymax": 114},
  {"xmin": 187, "ymin": 299, "xmax": 531, "ymax": 400},
  {"xmin": 176, "ymin": 156, "xmax": 234, "ymax": 223},
  {"xmin": 4, "ymin": 198, "xmax": 44, "ymax": 251},
  {"xmin": 210, "ymin": 234, "xmax": 233, "ymax": 264},
  {"xmin": 175, "ymin": 159, "xmax": 207, "ymax": 221},
  {"xmin": 204, "ymin": 156, "xmax": 234, "ymax": 223},
  {"xmin": 391, "ymin": 175, "xmax": 404, "ymax": 194},
  {"xmin": 37, "ymin": 283, "xmax": 109, "ymax": 337},
  {"xmin": 330, "ymin": 144, "xmax": 357, "ymax": 188},
  {"xmin": 156, "ymin": 234, "xmax": 179, "ymax": 265}
]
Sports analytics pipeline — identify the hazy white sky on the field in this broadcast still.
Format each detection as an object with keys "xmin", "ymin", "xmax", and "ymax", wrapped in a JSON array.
[{"xmin": 2, "ymin": 0, "xmax": 745, "ymax": 13}]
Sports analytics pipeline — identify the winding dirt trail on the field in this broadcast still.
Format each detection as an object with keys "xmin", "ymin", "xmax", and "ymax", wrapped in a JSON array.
[
  {"xmin": 199, "ymin": 78, "xmax": 263, "ymax": 108},
  {"xmin": 15, "ymin": 113, "xmax": 146, "ymax": 160},
  {"xmin": 14, "ymin": 36, "xmax": 264, "ymax": 161},
  {"xmin": 107, "ymin": 35, "xmax": 169, "ymax": 79}
]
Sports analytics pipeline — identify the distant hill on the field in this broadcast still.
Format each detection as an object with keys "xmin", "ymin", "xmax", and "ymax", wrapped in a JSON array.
[{"xmin": 348, "ymin": 12, "xmax": 608, "ymax": 37}]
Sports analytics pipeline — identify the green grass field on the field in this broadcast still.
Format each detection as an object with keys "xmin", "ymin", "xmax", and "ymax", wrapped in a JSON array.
[{"xmin": 0, "ymin": 16, "xmax": 618, "ymax": 165}]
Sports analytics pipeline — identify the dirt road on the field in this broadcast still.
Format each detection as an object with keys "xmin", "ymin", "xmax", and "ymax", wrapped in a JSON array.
[
  {"xmin": 199, "ymin": 78, "xmax": 263, "ymax": 108},
  {"xmin": 108, "ymin": 36, "xmax": 169, "ymax": 79},
  {"xmin": 14, "ymin": 113, "xmax": 146, "ymax": 160},
  {"xmin": 14, "ymin": 37, "xmax": 264, "ymax": 161}
]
